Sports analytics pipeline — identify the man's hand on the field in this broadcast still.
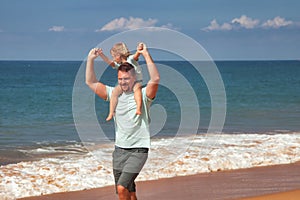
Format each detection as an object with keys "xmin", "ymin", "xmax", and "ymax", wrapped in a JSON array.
[
  {"xmin": 88, "ymin": 48, "xmax": 99, "ymax": 60},
  {"xmin": 137, "ymin": 43, "xmax": 144, "ymax": 51},
  {"xmin": 137, "ymin": 43, "xmax": 148, "ymax": 55}
]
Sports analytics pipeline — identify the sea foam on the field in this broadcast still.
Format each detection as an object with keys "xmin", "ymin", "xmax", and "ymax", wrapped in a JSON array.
[{"xmin": 0, "ymin": 133, "xmax": 299, "ymax": 200}]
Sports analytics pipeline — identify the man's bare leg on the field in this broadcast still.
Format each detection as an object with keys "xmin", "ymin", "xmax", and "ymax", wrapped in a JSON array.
[
  {"xmin": 130, "ymin": 192, "xmax": 137, "ymax": 200},
  {"xmin": 117, "ymin": 185, "xmax": 131, "ymax": 200},
  {"xmin": 117, "ymin": 185, "xmax": 138, "ymax": 200}
]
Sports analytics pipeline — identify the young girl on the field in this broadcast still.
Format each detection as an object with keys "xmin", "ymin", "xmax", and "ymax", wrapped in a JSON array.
[{"xmin": 97, "ymin": 42, "xmax": 144, "ymax": 121}]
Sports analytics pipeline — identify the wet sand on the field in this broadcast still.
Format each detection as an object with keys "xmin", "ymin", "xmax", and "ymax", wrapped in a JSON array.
[
  {"xmin": 18, "ymin": 162, "xmax": 300, "ymax": 200},
  {"xmin": 239, "ymin": 189, "xmax": 300, "ymax": 200}
]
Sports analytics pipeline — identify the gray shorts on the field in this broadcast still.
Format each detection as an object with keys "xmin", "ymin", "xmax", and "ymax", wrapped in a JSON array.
[{"xmin": 113, "ymin": 146, "xmax": 148, "ymax": 193}]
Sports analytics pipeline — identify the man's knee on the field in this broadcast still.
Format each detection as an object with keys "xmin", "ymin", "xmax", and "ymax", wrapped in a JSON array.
[{"xmin": 117, "ymin": 184, "xmax": 128, "ymax": 194}]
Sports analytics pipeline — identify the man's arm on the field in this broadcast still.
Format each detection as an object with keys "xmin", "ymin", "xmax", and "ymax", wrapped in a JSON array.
[
  {"xmin": 139, "ymin": 44, "xmax": 160, "ymax": 99},
  {"xmin": 85, "ymin": 48, "xmax": 108, "ymax": 100}
]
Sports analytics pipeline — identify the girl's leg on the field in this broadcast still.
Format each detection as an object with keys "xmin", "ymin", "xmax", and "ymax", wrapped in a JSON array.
[
  {"xmin": 106, "ymin": 85, "xmax": 122, "ymax": 121},
  {"xmin": 133, "ymin": 82, "xmax": 142, "ymax": 115}
]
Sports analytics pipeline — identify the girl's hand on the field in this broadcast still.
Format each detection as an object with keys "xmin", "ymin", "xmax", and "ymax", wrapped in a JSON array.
[{"xmin": 97, "ymin": 48, "xmax": 104, "ymax": 55}]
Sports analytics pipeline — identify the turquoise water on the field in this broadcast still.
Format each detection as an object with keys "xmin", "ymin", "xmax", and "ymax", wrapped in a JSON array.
[
  {"xmin": 0, "ymin": 60, "xmax": 300, "ymax": 163},
  {"xmin": 218, "ymin": 61, "xmax": 300, "ymax": 131},
  {"xmin": 0, "ymin": 61, "xmax": 79, "ymax": 147}
]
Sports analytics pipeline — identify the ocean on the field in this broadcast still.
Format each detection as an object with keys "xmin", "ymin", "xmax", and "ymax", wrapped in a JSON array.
[{"xmin": 0, "ymin": 60, "xmax": 300, "ymax": 199}]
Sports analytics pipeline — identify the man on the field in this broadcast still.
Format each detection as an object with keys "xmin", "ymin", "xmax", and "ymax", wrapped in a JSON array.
[{"xmin": 85, "ymin": 43, "xmax": 160, "ymax": 200}]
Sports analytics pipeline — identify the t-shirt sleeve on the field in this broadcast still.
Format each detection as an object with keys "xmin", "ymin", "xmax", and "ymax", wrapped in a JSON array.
[
  {"xmin": 113, "ymin": 61, "xmax": 120, "ymax": 70},
  {"xmin": 127, "ymin": 54, "xmax": 135, "ymax": 63},
  {"xmin": 142, "ymin": 87, "xmax": 155, "ymax": 104},
  {"xmin": 105, "ymin": 86, "xmax": 114, "ymax": 101}
]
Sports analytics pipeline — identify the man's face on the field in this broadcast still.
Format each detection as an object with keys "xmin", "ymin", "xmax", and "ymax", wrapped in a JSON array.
[{"xmin": 118, "ymin": 70, "xmax": 135, "ymax": 92}]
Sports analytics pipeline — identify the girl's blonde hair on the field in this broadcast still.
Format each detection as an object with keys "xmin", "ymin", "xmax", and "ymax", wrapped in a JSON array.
[{"xmin": 110, "ymin": 42, "xmax": 131, "ymax": 58}]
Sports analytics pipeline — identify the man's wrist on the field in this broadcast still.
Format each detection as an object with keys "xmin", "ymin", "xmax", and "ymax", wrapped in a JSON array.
[
  {"xmin": 142, "ymin": 51, "xmax": 150, "ymax": 57},
  {"xmin": 87, "ymin": 57, "xmax": 96, "ymax": 63}
]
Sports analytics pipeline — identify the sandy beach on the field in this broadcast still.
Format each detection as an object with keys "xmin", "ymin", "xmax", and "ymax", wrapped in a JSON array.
[
  {"xmin": 239, "ymin": 189, "xmax": 300, "ymax": 200},
  {"xmin": 18, "ymin": 161, "xmax": 300, "ymax": 200}
]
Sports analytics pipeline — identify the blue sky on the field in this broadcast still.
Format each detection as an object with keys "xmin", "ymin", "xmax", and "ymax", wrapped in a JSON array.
[{"xmin": 0, "ymin": 0, "xmax": 299, "ymax": 60}]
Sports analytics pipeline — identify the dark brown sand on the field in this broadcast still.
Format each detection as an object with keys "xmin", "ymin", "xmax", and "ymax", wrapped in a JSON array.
[{"xmin": 18, "ymin": 162, "xmax": 300, "ymax": 200}]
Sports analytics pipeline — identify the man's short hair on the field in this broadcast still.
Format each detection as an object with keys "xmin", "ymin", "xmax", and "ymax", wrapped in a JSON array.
[{"xmin": 118, "ymin": 62, "xmax": 136, "ymax": 76}]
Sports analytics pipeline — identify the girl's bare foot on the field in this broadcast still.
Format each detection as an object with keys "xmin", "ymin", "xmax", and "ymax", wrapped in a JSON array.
[
  {"xmin": 136, "ymin": 109, "xmax": 142, "ymax": 115},
  {"xmin": 106, "ymin": 113, "xmax": 114, "ymax": 121}
]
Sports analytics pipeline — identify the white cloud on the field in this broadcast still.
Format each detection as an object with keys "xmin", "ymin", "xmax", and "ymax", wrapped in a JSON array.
[
  {"xmin": 48, "ymin": 26, "xmax": 65, "ymax": 32},
  {"xmin": 161, "ymin": 23, "xmax": 179, "ymax": 30},
  {"xmin": 202, "ymin": 19, "xmax": 233, "ymax": 31},
  {"xmin": 202, "ymin": 15, "xmax": 296, "ymax": 31},
  {"xmin": 231, "ymin": 15, "xmax": 260, "ymax": 29},
  {"xmin": 262, "ymin": 16, "xmax": 293, "ymax": 29},
  {"xmin": 97, "ymin": 17, "xmax": 177, "ymax": 32}
]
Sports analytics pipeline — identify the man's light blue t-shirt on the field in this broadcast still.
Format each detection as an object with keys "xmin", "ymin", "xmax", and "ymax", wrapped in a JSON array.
[{"xmin": 106, "ymin": 86, "xmax": 153, "ymax": 148}]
